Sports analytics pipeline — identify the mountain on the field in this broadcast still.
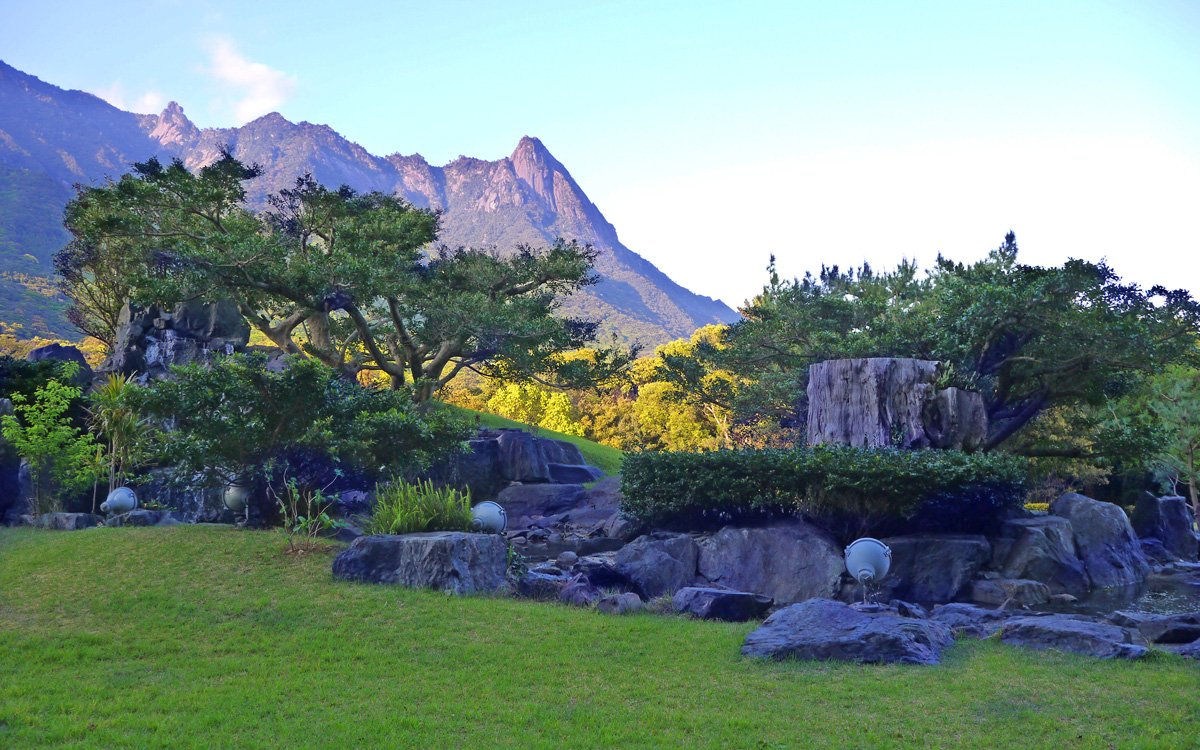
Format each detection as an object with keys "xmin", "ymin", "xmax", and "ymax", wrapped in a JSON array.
[{"xmin": 0, "ymin": 60, "xmax": 738, "ymax": 344}]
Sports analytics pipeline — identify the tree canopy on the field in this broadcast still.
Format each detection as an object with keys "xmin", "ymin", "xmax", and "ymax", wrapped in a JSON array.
[
  {"xmin": 668, "ymin": 233, "xmax": 1200, "ymax": 453},
  {"xmin": 61, "ymin": 153, "xmax": 631, "ymax": 400}
]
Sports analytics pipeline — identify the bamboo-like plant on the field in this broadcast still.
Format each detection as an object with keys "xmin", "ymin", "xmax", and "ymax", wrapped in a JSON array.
[
  {"xmin": 366, "ymin": 479, "xmax": 472, "ymax": 535},
  {"xmin": 88, "ymin": 373, "xmax": 149, "ymax": 494}
]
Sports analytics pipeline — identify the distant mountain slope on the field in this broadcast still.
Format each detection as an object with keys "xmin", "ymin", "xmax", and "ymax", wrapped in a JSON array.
[{"xmin": 0, "ymin": 59, "xmax": 738, "ymax": 343}]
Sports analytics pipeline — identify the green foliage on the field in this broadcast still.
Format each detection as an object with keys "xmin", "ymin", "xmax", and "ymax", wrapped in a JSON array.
[
  {"xmin": 87, "ymin": 373, "xmax": 148, "ymax": 494},
  {"xmin": 366, "ymin": 478, "xmax": 472, "ymax": 535},
  {"xmin": 679, "ymin": 234, "xmax": 1200, "ymax": 450},
  {"xmin": 272, "ymin": 476, "xmax": 340, "ymax": 553},
  {"xmin": 486, "ymin": 382, "xmax": 585, "ymax": 436},
  {"xmin": 621, "ymin": 446, "xmax": 1028, "ymax": 539},
  {"xmin": 64, "ymin": 156, "xmax": 632, "ymax": 401},
  {"xmin": 128, "ymin": 353, "xmax": 470, "ymax": 491},
  {"xmin": 1145, "ymin": 365, "xmax": 1200, "ymax": 515},
  {"xmin": 0, "ymin": 366, "xmax": 103, "ymax": 513}
]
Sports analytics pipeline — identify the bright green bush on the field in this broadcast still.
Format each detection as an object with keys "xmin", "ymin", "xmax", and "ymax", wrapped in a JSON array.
[
  {"xmin": 366, "ymin": 479, "xmax": 472, "ymax": 535},
  {"xmin": 620, "ymin": 446, "xmax": 1029, "ymax": 539}
]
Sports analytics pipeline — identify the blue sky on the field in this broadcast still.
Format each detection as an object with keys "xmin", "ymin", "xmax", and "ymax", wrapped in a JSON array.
[{"xmin": 3, "ymin": 0, "xmax": 1199, "ymax": 307}]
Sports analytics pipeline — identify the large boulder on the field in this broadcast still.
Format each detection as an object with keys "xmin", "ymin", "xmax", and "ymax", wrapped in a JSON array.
[
  {"xmin": 880, "ymin": 534, "xmax": 991, "ymax": 603},
  {"xmin": 497, "ymin": 483, "xmax": 586, "ymax": 523},
  {"xmin": 331, "ymin": 532, "xmax": 507, "ymax": 594},
  {"xmin": 672, "ymin": 587, "xmax": 773, "ymax": 622},
  {"xmin": 495, "ymin": 430, "xmax": 550, "ymax": 482},
  {"xmin": 697, "ymin": 520, "xmax": 844, "ymax": 605},
  {"xmin": 26, "ymin": 343, "xmax": 92, "ymax": 385},
  {"xmin": 742, "ymin": 598, "xmax": 955, "ymax": 665},
  {"xmin": 1000, "ymin": 614, "xmax": 1148, "ymax": 660},
  {"xmin": 1051, "ymin": 493, "xmax": 1150, "ymax": 589},
  {"xmin": 1112, "ymin": 611, "xmax": 1200, "ymax": 645},
  {"xmin": 106, "ymin": 300, "xmax": 249, "ymax": 377},
  {"xmin": 1132, "ymin": 494, "xmax": 1198, "ymax": 562},
  {"xmin": 615, "ymin": 532, "xmax": 699, "ymax": 599},
  {"xmin": 991, "ymin": 516, "xmax": 1090, "ymax": 596}
]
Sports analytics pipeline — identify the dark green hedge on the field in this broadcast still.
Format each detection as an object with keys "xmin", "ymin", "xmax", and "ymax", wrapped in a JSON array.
[{"xmin": 620, "ymin": 446, "xmax": 1029, "ymax": 539}]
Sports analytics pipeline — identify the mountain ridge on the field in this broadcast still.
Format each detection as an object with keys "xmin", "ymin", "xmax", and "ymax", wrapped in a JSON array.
[{"xmin": 0, "ymin": 59, "xmax": 738, "ymax": 343}]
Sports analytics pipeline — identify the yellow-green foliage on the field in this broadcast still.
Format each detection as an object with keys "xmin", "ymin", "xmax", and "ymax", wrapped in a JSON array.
[
  {"xmin": 486, "ymin": 382, "xmax": 585, "ymax": 437},
  {"xmin": 367, "ymin": 478, "xmax": 472, "ymax": 535}
]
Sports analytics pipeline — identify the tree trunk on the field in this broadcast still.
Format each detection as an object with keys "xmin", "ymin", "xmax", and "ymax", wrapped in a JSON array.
[{"xmin": 806, "ymin": 358, "xmax": 987, "ymax": 450}]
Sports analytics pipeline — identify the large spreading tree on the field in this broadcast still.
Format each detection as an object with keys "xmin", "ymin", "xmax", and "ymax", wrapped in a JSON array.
[
  {"xmin": 61, "ymin": 153, "xmax": 629, "ymax": 400},
  {"xmin": 666, "ymin": 233, "xmax": 1200, "ymax": 453}
]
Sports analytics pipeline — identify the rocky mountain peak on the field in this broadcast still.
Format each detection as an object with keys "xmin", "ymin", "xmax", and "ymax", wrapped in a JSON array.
[{"xmin": 147, "ymin": 101, "xmax": 199, "ymax": 147}]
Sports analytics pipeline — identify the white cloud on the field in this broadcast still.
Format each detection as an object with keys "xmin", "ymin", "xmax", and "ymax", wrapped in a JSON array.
[
  {"xmin": 93, "ymin": 82, "xmax": 167, "ymax": 114},
  {"xmin": 202, "ymin": 35, "xmax": 297, "ymax": 123}
]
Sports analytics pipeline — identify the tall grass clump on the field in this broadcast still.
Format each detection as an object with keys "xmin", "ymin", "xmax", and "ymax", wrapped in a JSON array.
[{"xmin": 366, "ymin": 479, "xmax": 472, "ymax": 535}]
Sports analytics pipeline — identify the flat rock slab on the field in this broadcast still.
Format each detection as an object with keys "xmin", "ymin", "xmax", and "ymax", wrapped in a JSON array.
[
  {"xmin": 930, "ymin": 603, "xmax": 1015, "ymax": 638},
  {"xmin": 672, "ymin": 587, "xmax": 773, "ymax": 622},
  {"xmin": 742, "ymin": 598, "xmax": 954, "ymax": 665},
  {"xmin": 332, "ymin": 532, "xmax": 507, "ymax": 595},
  {"xmin": 1110, "ymin": 611, "xmax": 1200, "ymax": 644},
  {"xmin": 970, "ymin": 578, "xmax": 1050, "ymax": 607},
  {"xmin": 105, "ymin": 510, "xmax": 184, "ymax": 527},
  {"xmin": 1000, "ymin": 614, "xmax": 1148, "ymax": 660}
]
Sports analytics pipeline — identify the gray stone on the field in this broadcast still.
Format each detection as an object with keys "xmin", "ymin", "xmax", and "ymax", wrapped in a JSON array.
[
  {"xmin": 546, "ymin": 463, "xmax": 605, "ymax": 483},
  {"xmin": 889, "ymin": 600, "xmax": 930, "ymax": 619},
  {"xmin": 497, "ymin": 483, "xmax": 585, "ymax": 523},
  {"xmin": 1165, "ymin": 641, "xmax": 1200, "ymax": 660},
  {"xmin": 1140, "ymin": 538, "xmax": 1180, "ymax": 565},
  {"xmin": 329, "ymin": 524, "xmax": 364, "ymax": 544},
  {"xmin": 616, "ymin": 532, "xmax": 699, "ymax": 599},
  {"xmin": 880, "ymin": 534, "xmax": 991, "ymax": 603},
  {"xmin": 597, "ymin": 592, "xmax": 645, "ymax": 615},
  {"xmin": 331, "ymin": 532, "xmax": 507, "ymax": 594},
  {"xmin": 742, "ymin": 598, "xmax": 955, "ymax": 665},
  {"xmin": 570, "ymin": 552, "xmax": 629, "ymax": 589},
  {"xmin": 26, "ymin": 343, "xmax": 92, "ymax": 385},
  {"xmin": 537, "ymin": 438, "xmax": 586, "ymax": 467},
  {"xmin": 1126, "ymin": 612, "xmax": 1200, "ymax": 645},
  {"xmin": 516, "ymin": 566, "xmax": 572, "ymax": 600},
  {"xmin": 1132, "ymin": 494, "xmax": 1198, "ymax": 562},
  {"xmin": 1051, "ymin": 493, "xmax": 1150, "ymax": 589},
  {"xmin": 930, "ymin": 602, "xmax": 1014, "ymax": 638},
  {"xmin": 672, "ymin": 587, "xmax": 773, "ymax": 622},
  {"xmin": 992, "ymin": 516, "xmax": 1090, "ymax": 596},
  {"xmin": 496, "ymin": 430, "xmax": 549, "ymax": 482},
  {"xmin": 105, "ymin": 301, "xmax": 249, "ymax": 377},
  {"xmin": 969, "ymin": 578, "xmax": 1050, "ymax": 608},
  {"xmin": 601, "ymin": 512, "xmax": 644, "ymax": 543},
  {"xmin": 23, "ymin": 512, "xmax": 103, "ymax": 530},
  {"xmin": 1001, "ymin": 614, "xmax": 1148, "ymax": 659},
  {"xmin": 555, "ymin": 550, "xmax": 579, "ymax": 569},
  {"xmin": 104, "ymin": 510, "xmax": 184, "ymax": 527},
  {"xmin": 510, "ymin": 533, "xmax": 624, "ymax": 562},
  {"xmin": 559, "ymin": 575, "xmax": 601, "ymax": 607},
  {"xmin": 697, "ymin": 520, "xmax": 844, "ymax": 605}
]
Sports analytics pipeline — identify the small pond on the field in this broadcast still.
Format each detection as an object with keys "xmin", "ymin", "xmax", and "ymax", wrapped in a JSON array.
[{"xmin": 1043, "ymin": 566, "xmax": 1200, "ymax": 617}]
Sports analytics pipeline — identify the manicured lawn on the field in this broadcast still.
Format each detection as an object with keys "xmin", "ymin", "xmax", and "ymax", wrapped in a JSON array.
[
  {"xmin": 444, "ymin": 403, "xmax": 624, "ymax": 476},
  {"xmin": 0, "ymin": 526, "xmax": 1196, "ymax": 749}
]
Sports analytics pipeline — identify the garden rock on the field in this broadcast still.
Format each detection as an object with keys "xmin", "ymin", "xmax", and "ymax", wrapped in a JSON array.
[
  {"xmin": 331, "ymin": 532, "xmax": 507, "ymax": 594},
  {"xmin": 547, "ymin": 464, "xmax": 604, "ymax": 484},
  {"xmin": 880, "ymin": 534, "xmax": 991, "ymax": 603},
  {"xmin": 105, "ymin": 510, "xmax": 184, "ymax": 527},
  {"xmin": 555, "ymin": 551, "xmax": 579, "ymax": 569},
  {"xmin": 106, "ymin": 300, "xmax": 249, "ymax": 376},
  {"xmin": 1140, "ymin": 538, "xmax": 1180, "ymax": 566},
  {"xmin": 889, "ymin": 600, "xmax": 930, "ymax": 619},
  {"xmin": 1132, "ymin": 494, "xmax": 1198, "ymax": 561},
  {"xmin": 1051, "ymin": 493, "xmax": 1150, "ymax": 589},
  {"xmin": 616, "ymin": 532, "xmax": 699, "ymax": 599},
  {"xmin": 1165, "ymin": 641, "xmax": 1200, "ymax": 661},
  {"xmin": 969, "ymin": 578, "xmax": 1050, "ymax": 608},
  {"xmin": 672, "ymin": 587, "xmax": 772, "ymax": 622},
  {"xmin": 496, "ymin": 430, "xmax": 550, "ymax": 482},
  {"xmin": 696, "ymin": 520, "xmax": 843, "ymax": 605},
  {"xmin": 597, "ymin": 592, "xmax": 645, "ymax": 615},
  {"xmin": 1119, "ymin": 612, "xmax": 1200, "ymax": 644},
  {"xmin": 570, "ymin": 552, "xmax": 628, "ymax": 589},
  {"xmin": 23, "ymin": 512, "xmax": 102, "ymax": 530},
  {"xmin": 1000, "ymin": 614, "xmax": 1148, "ymax": 659},
  {"xmin": 930, "ymin": 603, "xmax": 1014, "ymax": 638},
  {"xmin": 26, "ymin": 343, "xmax": 92, "ymax": 385},
  {"xmin": 517, "ymin": 565, "xmax": 572, "ymax": 600},
  {"xmin": 991, "ymin": 516, "xmax": 1090, "ymax": 596},
  {"xmin": 741, "ymin": 598, "xmax": 955, "ymax": 665},
  {"xmin": 497, "ymin": 483, "xmax": 586, "ymax": 524},
  {"xmin": 559, "ymin": 575, "xmax": 601, "ymax": 607}
]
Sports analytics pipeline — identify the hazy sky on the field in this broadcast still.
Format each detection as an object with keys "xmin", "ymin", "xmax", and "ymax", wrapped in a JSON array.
[{"xmin": 3, "ymin": 0, "xmax": 1198, "ymax": 308}]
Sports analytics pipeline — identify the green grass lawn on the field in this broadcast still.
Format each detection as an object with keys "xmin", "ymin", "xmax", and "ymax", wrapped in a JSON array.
[
  {"xmin": 443, "ymin": 403, "xmax": 624, "ymax": 476},
  {"xmin": 1, "ymin": 526, "xmax": 1197, "ymax": 749}
]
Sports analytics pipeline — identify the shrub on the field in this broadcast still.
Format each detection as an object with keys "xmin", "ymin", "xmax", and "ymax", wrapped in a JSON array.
[
  {"xmin": 272, "ymin": 476, "xmax": 339, "ymax": 554},
  {"xmin": 366, "ymin": 479, "xmax": 472, "ymax": 535},
  {"xmin": 620, "ymin": 445, "xmax": 1028, "ymax": 539}
]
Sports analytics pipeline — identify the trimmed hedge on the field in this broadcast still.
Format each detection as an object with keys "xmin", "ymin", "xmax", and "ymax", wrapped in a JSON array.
[{"xmin": 620, "ymin": 446, "xmax": 1029, "ymax": 539}]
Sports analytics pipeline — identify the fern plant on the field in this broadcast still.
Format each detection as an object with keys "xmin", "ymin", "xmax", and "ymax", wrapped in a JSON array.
[{"xmin": 367, "ymin": 479, "xmax": 472, "ymax": 535}]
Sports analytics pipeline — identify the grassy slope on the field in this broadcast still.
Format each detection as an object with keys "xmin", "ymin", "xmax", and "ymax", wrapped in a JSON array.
[
  {"xmin": 1, "ymin": 526, "xmax": 1197, "ymax": 749},
  {"xmin": 444, "ymin": 403, "xmax": 624, "ymax": 476}
]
